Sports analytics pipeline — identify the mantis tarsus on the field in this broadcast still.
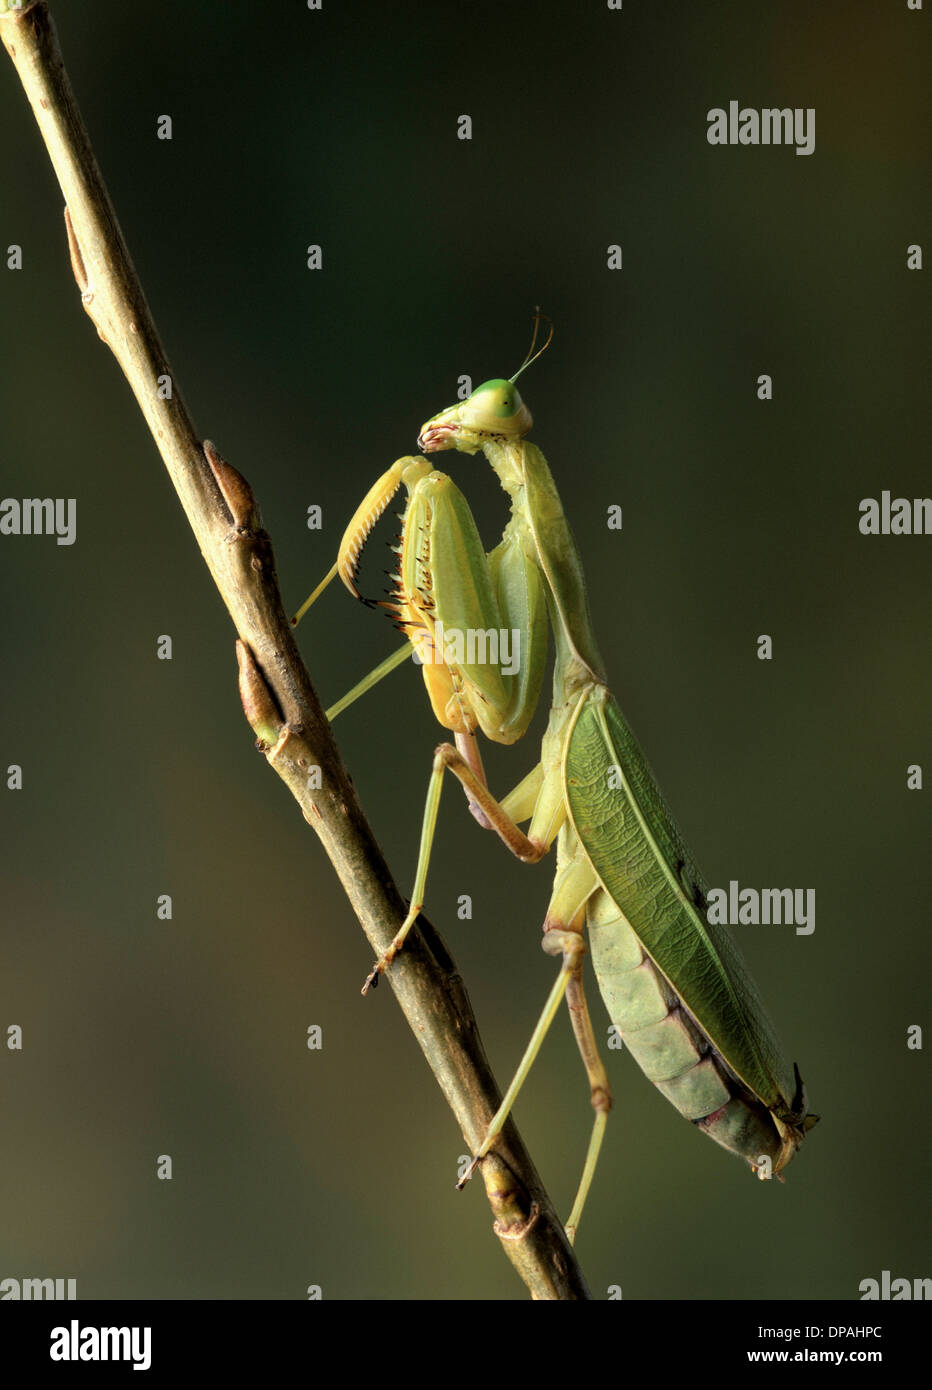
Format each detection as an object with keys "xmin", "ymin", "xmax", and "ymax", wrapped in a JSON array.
[{"xmin": 296, "ymin": 318, "xmax": 817, "ymax": 1241}]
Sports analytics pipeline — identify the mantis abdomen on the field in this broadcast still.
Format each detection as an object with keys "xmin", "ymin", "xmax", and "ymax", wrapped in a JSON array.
[{"xmin": 587, "ymin": 891, "xmax": 797, "ymax": 1171}]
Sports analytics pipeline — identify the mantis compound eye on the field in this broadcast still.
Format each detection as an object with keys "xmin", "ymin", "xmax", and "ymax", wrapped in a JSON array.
[{"xmin": 469, "ymin": 378, "xmax": 525, "ymax": 419}]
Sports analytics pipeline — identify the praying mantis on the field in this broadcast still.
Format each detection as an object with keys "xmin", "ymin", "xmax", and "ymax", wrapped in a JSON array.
[{"xmin": 296, "ymin": 318, "xmax": 817, "ymax": 1240}]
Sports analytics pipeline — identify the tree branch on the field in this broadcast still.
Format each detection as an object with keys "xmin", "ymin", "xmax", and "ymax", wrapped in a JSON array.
[{"xmin": 0, "ymin": 0, "xmax": 589, "ymax": 1299}]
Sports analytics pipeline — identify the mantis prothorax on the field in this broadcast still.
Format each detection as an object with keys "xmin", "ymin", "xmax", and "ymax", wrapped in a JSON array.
[{"xmin": 295, "ymin": 317, "xmax": 817, "ymax": 1240}]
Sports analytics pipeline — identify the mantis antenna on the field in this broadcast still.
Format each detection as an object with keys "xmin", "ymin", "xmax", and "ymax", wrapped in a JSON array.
[{"xmin": 509, "ymin": 308, "xmax": 554, "ymax": 384}]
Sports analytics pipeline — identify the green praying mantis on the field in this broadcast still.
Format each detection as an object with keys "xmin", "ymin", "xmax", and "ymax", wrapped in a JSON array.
[{"xmin": 295, "ymin": 317, "xmax": 817, "ymax": 1240}]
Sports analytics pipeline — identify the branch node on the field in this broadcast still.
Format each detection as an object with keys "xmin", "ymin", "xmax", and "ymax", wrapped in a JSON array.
[
  {"xmin": 494, "ymin": 1200, "xmax": 541, "ymax": 1242},
  {"xmin": 63, "ymin": 204, "xmax": 88, "ymax": 294},
  {"xmin": 204, "ymin": 439, "xmax": 259, "ymax": 529},
  {"xmin": 235, "ymin": 639, "xmax": 283, "ymax": 746}
]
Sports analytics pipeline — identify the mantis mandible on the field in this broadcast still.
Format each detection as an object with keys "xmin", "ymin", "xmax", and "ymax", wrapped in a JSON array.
[{"xmin": 296, "ymin": 317, "xmax": 817, "ymax": 1239}]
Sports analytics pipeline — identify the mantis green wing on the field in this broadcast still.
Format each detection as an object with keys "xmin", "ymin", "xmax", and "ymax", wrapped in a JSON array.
[{"xmin": 565, "ymin": 688, "xmax": 814, "ymax": 1170}]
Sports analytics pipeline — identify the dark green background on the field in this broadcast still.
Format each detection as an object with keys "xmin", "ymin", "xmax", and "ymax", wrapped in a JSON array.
[{"xmin": 1, "ymin": 0, "xmax": 929, "ymax": 1300}]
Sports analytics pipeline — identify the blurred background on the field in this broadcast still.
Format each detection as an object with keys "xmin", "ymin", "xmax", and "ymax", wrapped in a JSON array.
[{"xmin": 0, "ymin": 0, "xmax": 929, "ymax": 1300}]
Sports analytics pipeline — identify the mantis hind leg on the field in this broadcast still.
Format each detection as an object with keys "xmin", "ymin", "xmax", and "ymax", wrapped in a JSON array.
[
  {"xmin": 459, "ymin": 853, "xmax": 612, "ymax": 1246},
  {"xmin": 561, "ymin": 962, "xmax": 611, "ymax": 1244},
  {"xmin": 543, "ymin": 853, "xmax": 612, "ymax": 1243},
  {"xmin": 455, "ymin": 921, "xmax": 586, "ymax": 1192}
]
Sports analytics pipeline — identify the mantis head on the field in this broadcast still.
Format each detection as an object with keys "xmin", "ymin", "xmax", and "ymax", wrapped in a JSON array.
[
  {"xmin": 417, "ymin": 310, "xmax": 552, "ymax": 454},
  {"xmin": 417, "ymin": 379, "xmax": 532, "ymax": 454}
]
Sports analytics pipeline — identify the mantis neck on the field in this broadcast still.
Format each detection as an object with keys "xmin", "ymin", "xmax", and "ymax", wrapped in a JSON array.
[{"xmin": 483, "ymin": 438, "xmax": 607, "ymax": 707}]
